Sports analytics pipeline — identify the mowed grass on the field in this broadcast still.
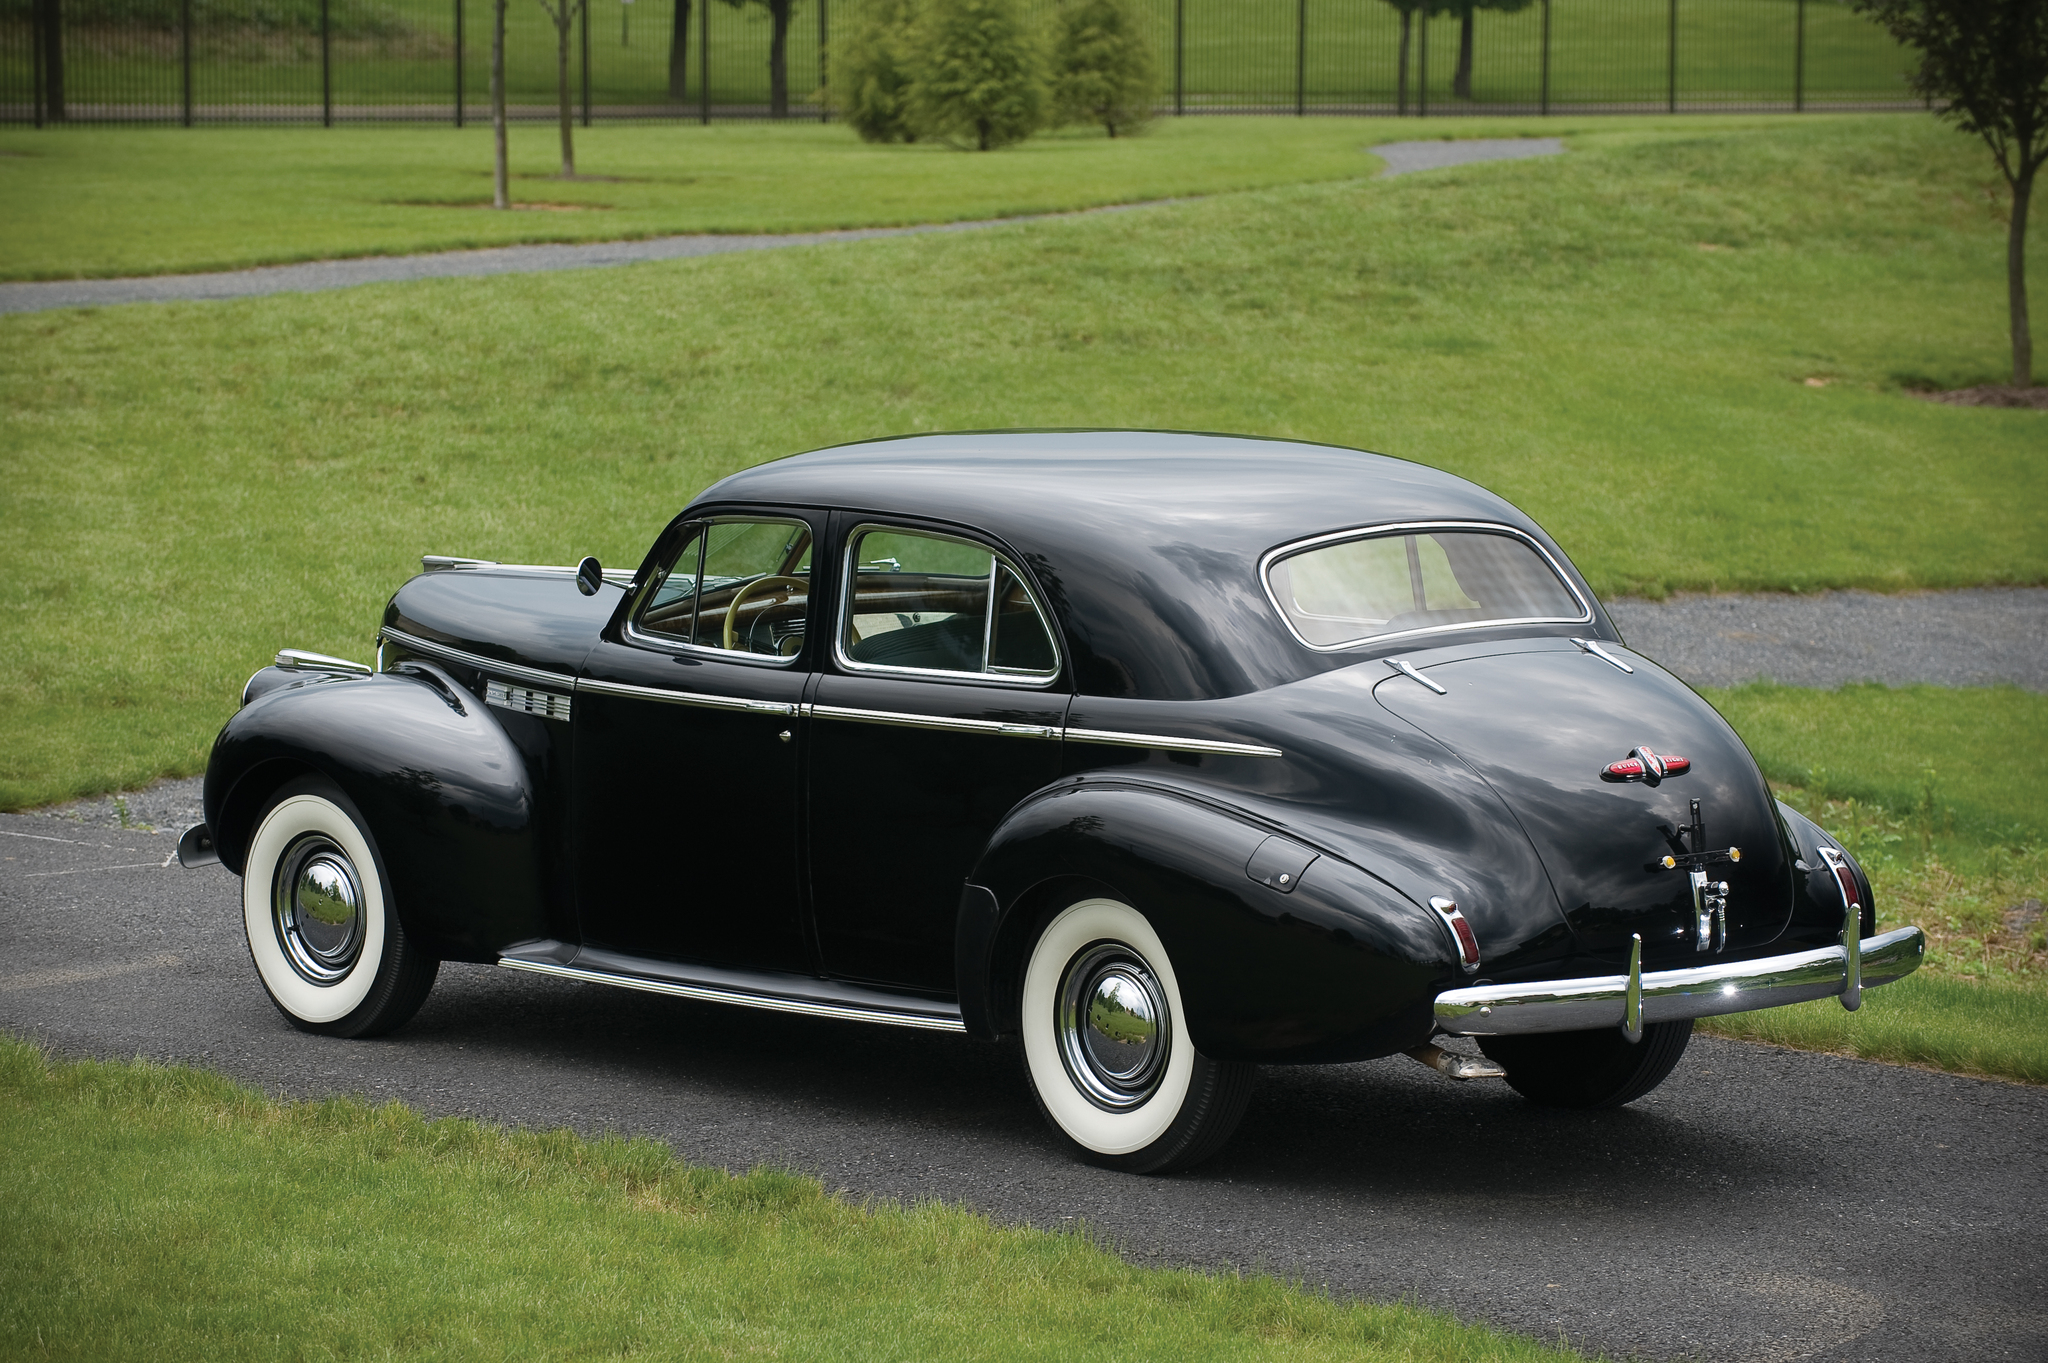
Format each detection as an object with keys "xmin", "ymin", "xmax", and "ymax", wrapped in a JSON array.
[
  {"xmin": 0, "ymin": 1040, "xmax": 1579, "ymax": 1362},
  {"xmin": 1701, "ymin": 973, "xmax": 2047, "ymax": 1084},
  {"xmin": 0, "ymin": 118, "xmax": 1400, "ymax": 281},
  {"xmin": 3, "ymin": 114, "xmax": 2042, "ymax": 809}
]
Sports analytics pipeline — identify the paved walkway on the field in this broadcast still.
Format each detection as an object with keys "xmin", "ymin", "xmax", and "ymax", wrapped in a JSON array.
[{"xmin": 0, "ymin": 138, "xmax": 1565, "ymax": 315}]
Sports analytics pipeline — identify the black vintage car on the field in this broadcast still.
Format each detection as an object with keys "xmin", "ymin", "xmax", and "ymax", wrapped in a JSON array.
[{"xmin": 186, "ymin": 430, "xmax": 1923, "ymax": 1172}]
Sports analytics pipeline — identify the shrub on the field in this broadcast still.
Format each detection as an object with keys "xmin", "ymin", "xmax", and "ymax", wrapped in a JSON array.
[
  {"xmin": 905, "ymin": 0, "xmax": 1047, "ymax": 151},
  {"xmin": 831, "ymin": 0, "xmax": 921, "ymax": 143},
  {"xmin": 1050, "ymin": 0, "xmax": 1155, "ymax": 137}
]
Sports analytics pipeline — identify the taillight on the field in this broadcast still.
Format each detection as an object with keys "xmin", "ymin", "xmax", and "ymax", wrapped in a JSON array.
[
  {"xmin": 1818, "ymin": 846, "xmax": 1861, "ymax": 918},
  {"xmin": 1429, "ymin": 897, "xmax": 1481, "ymax": 974}
]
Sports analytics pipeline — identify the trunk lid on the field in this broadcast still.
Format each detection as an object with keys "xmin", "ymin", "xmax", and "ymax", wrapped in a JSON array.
[{"xmin": 1374, "ymin": 643, "xmax": 1793, "ymax": 969}]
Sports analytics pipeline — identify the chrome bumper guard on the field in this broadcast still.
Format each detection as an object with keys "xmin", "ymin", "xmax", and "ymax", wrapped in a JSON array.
[{"xmin": 1434, "ymin": 925, "xmax": 1925, "ymax": 1038}]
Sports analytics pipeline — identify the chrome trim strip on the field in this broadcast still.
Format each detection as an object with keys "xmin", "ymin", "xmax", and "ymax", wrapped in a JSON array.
[
  {"xmin": 497, "ymin": 957, "xmax": 967, "ymax": 1033},
  {"xmin": 1572, "ymin": 637, "xmax": 1636, "ymax": 673},
  {"xmin": 274, "ymin": 648, "xmax": 373, "ymax": 676},
  {"xmin": 1258, "ymin": 520, "xmax": 1595, "ymax": 654},
  {"xmin": 809, "ymin": 704, "xmax": 1059, "ymax": 740},
  {"xmin": 577, "ymin": 676, "xmax": 798, "ymax": 716},
  {"xmin": 1387, "ymin": 659, "xmax": 1447, "ymax": 695},
  {"xmin": 377, "ymin": 627, "xmax": 578, "ymax": 692},
  {"xmin": 1062, "ymin": 726, "xmax": 1283, "ymax": 759},
  {"xmin": 1434, "ymin": 925, "xmax": 1925, "ymax": 1037},
  {"xmin": 423, "ymin": 555, "xmax": 634, "ymax": 585}
]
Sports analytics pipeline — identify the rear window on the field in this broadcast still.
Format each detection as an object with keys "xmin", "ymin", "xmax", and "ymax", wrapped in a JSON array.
[{"xmin": 1264, "ymin": 525, "xmax": 1587, "ymax": 649}]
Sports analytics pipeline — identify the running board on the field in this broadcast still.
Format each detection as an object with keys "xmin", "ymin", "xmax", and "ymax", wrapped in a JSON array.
[{"xmin": 496, "ymin": 941, "xmax": 966, "ymax": 1033}]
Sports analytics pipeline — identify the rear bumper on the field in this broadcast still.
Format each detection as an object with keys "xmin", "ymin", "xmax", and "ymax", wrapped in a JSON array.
[{"xmin": 1434, "ymin": 925, "xmax": 1925, "ymax": 1037}]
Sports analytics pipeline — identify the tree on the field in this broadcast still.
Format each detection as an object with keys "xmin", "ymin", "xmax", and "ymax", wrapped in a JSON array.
[
  {"xmin": 668, "ymin": 0, "xmax": 691, "ymax": 101},
  {"xmin": 831, "ymin": 0, "xmax": 920, "ymax": 142},
  {"xmin": 534, "ymin": 0, "xmax": 588, "ymax": 176},
  {"xmin": 1050, "ymin": 0, "xmax": 1155, "ymax": 137},
  {"xmin": 723, "ymin": 0, "xmax": 799, "ymax": 119},
  {"xmin": 907, "ymin": 0, "xmax": 1047, "ymax": 151},
  {"xmin": 1855, "ymin": 0, "xmax": 2046, "ymax": 388},
  {"xmin": 1442, "ymin": 0, "xmax": 1532, "ymax": 101},
  {"xmin": 492, "ymin": 0, "xmax": 510, "ymax": 207}
]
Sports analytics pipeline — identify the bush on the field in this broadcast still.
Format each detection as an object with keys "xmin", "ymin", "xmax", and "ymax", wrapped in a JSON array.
[
  {"xmin": 831, "ymin": 0, "xmax": 921, "ymax": 143},
  {"xmin": 1050, "ymin": 0, "xmax": 1155, "ymax": 137},
  {"xmin": 905, "ymin": 0, "xmax": 1047, "ymax": 151}
]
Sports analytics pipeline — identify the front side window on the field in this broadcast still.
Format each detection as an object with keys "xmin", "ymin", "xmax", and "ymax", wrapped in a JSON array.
[
  {"xmin": 1264, "ymin": 524, "xmax": 1587, "ymax": 649},
  {"xmin": 839, "ymin": 526, "xmax": 1059, "ymax": 681},
  {"xmin": 634, "ymin": 518, "xmax": 813, "ymax": 658}
]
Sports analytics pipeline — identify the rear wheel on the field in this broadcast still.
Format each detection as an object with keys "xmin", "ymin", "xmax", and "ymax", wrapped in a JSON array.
[
  {"xmin": 1478, "ymin": 1019, "xmax": 1692, "ymax": 1109},
  {"xmin": 241, "ymin": 775, "xmax": 438, "ymax": 1038},
  {"xmin": 1020, "ymin": 898, "xmax": 1254, "ymax": 1174}
]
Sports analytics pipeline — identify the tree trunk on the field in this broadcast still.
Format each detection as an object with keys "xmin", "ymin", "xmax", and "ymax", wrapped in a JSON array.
[
  {"xmin": 1396, "ymin": 10, "xmax": 1410, "ymax": 115},
  {"xmin": 41, "ymin": 0, "xmax": 65, "ymax": 120},
  {"xmin": 1453, "ymin": 11, "xmax": 1473, "ymax": 100},
  {"xmin": 667, "ymin": 0, "xmax": 690, "ymax": 100},
  {"xmin": 557, "ymin": 8, "xmax": 576, "ymax": 176},
  {"xmin": 977, "ymin": 116, "xmax": 990, "ymax": 151},
  {"xmin": 492, "ymin": 0, "xmax": 509, "ymax": 208},
  {"xmin": 2011, "ymin": 162, "xmax": 2035, "ymax": 388},
  {"xmin": 768, "ymin": 0, "xmax": 791, "ymax": 118}
]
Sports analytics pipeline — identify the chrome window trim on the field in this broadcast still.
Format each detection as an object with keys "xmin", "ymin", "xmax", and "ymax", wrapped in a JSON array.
[
  {"xmin": 498, "ymin": 957, "xmax": 967, "ymax": 1033},
  {"xmin": 834, "ymin": 522, "xmax": 1063, "ymax": 689},
  {"xmin": 623, "ymin": 515, "xmax": 811, "ymax": 667},
  {"xmin": 379, "ymin": 627, "xmax": 577, "ymax": 692},
  {"xmin": 1258, "ymin": 520, "xmax": 1594, "ymax": 654},
  {"xmin": 581, "ymin": 676, "xmax": 797, "ymax": 717}
]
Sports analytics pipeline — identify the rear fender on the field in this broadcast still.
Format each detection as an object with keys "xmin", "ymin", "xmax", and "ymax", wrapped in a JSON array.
[
  {"xmin": 958, "ymin": 781, "xmax": 1452, "ymax": 1064},
  {"xmin": 202, "ymin": 667, "xmax": 551, "ymax": 962},
  {"xmin": 1777, "ymin": 801, "xmax": 1876, "ymax": 942}
]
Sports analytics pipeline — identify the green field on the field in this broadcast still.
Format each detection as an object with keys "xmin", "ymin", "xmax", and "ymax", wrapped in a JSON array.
[
  {"xmin": 0, "ymin": 1040, "xmax": 1580, "ymax": 1362},
  {"xmin": 4, "ymin": 0, "xmax": 1913, "ymax": 112}
]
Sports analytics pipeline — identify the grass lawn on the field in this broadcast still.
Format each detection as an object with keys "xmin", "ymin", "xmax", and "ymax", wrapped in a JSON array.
[{"xmin": 0, "ymin": 1040, "xmax": 1579, "ymax": 1362}]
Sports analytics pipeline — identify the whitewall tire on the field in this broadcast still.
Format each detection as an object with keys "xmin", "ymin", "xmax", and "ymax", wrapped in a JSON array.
[
  {"xmin": 1021, "ymin": 898, "xmax": 1254, "ymax": 1174},
  {"xmin": 242, "ymin": 776, "xmax": 438, "ymax": 1038}
]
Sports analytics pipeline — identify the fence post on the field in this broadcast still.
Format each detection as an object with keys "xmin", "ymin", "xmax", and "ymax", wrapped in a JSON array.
[
  {"xmin": 1173, "ymin": 0, "xmax": 1182, "ymax": 116},
  {"xmin": 817, "ymin": 0, "xmax": 827, "ymax": 122},
  {"xmin": 1295, "ymin": 0, "xmax": 1305, "ymax": 116},
  {"xmin": 1794, "ymin": 0, "xmax": 1804, "ymax": 112},
  {"xmin": 698, "ymin": 0, "xmax": 708, "ymax": 124},
  {"xmin": 181, "ymin": 0, "xmax": 193, "ymax": 125},
  {"xmin": 321, "ymin": 0, "xmax": 333, "ymax": 126},
  {"xmin": 1666, "ymin": 0, "xmax": 1676, "ymax": 114},
  {"xmin": 1539, "ymin": 0, "xmax": 1549, "ymax": 115},
  {"xmin": 580, "ymin": 0, "xmax": 590, "ymax": 126},
  {"xmin": 1418, "ymin": 11, "xmax": 1427, "ymax": 117},
  {"xmin": 455, "ymin": 0, "xmax": 465, "ymax": 126}
]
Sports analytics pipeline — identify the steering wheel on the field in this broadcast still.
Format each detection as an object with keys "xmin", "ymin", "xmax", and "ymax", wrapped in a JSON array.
[{"xmin": 723, "ymin": 576, "xmax": 806, "ymax": 652}]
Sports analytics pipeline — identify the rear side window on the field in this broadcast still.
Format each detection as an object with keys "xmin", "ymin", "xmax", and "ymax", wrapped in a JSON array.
[
  {"xmin": 1264, "ymin": 524, "xmax": 1587, "ymax": 649},
  {"xmin": 839, "ymin": 526, "xmax": 1059, "ymax": 682}
]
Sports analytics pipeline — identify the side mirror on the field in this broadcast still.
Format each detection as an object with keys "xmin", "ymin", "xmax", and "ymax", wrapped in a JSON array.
[{"xmin": 576, "ymin": 556, "xmax": 604, "ymax": 596}]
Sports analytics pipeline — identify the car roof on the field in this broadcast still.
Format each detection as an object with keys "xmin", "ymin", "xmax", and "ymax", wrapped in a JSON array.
[{"xmin": 690, "ymin": 430, "xmax": 1590, "ymax": 701}]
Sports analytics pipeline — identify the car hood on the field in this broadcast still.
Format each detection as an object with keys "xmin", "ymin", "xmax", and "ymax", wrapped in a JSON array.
[
  {"xmin": 383, "ymin": 566, "xmax": 614, "ymax": 680},
  {"xmin": 1373, "ymin": 642, "xmax": 1794, "ymax": 969}
]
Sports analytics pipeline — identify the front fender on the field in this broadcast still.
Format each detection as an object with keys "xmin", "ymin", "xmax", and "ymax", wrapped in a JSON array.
[
  {"xmin": 202, "ymin": 668, "xmax": 550, "ymax": 962},
  {"xmin": 958, "ymin": 780, "xmax": 1454, "ymax": 1064}
]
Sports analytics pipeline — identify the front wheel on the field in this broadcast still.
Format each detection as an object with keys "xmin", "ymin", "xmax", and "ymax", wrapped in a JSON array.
[
  {"xmin": 1020, "ymin": 898, "xmax": 1254, "ymax": 1174},
  {"xmin": 1478, "ymin": 1018, "xmax": 1693, "ymax": 1109},
  {"xmin": 241, "ymin": 775, "xmax": 438, "ymax": 1038}
]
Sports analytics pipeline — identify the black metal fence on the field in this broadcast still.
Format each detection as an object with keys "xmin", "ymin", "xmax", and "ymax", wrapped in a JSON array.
[{"xmin": 3, "ymin": 0, "xmax": 1916, "ymax": 126}]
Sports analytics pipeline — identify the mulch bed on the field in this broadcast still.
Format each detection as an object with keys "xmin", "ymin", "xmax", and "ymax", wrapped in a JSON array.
[{"xmin": 1912, "ymin": 384, "xmax": 2048, "ymax": 409}]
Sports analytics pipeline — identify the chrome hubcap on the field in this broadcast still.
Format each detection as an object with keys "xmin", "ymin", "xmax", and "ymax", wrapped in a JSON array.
[
  {"xmin": 273, "ymin": 834, "xmax": 365, "ymax": 985},
  {"xmin": 1056, "ymin": 943, "xmax": 1170, "ymax": 1110}
]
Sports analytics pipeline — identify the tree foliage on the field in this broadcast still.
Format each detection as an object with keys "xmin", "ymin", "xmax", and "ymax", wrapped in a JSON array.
[
  {"xmin": 905, "ymin": 0, "xmax": 1047, "ymax": 151},
  {"xmin": 1855, "ymin": 0, "xmax": 2048, "ymax": 386},
  {"xmin": 831, "ymin": 0, "xmax": 921, "ymax": 142},
  {"xmin": 1050, "ymin": 0, "xmax": 1155, "ymax": 138}
]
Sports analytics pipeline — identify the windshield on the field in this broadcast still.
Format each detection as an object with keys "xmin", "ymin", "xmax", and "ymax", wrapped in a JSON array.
[{"xmin": 1265, "ymin": 525, "xmax": 1587, "ymax": 649}]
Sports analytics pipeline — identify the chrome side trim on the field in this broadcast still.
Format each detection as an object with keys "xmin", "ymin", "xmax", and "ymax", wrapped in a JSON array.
[
  {"xmin": 274, "ymin": 648, "xmax": 373, "ymax": 676},
  {"xmin": 378, "ymin": 627, "xmax": 578, "ymax": 692},
  {"xmin": 497, "ymin": 957, "xmax": 968, "ymax": 1033},
  {"xmin": 1062, "ymin": 726, "xmax": 1284, "ymax": 759},
  {"xmin": 1259, "ymin": 520, "xmax": 1595, "ymax": 654},
  {"xmin": 485, "ymin": 680, "xmax": 572, "ymax": 722},
  {"xmin": 578, "ymin": 676, "xmax": 798, "ymax": 716},
  {"xmin": 809, "ymin": 704, "xmax": 1059, "ymax": 740},
  {"xmin": 1434, "ymin": 925, "xmax": 1926, "ymax": 1037}
]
